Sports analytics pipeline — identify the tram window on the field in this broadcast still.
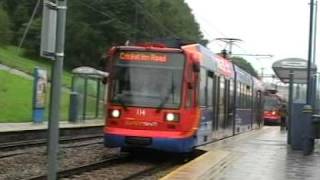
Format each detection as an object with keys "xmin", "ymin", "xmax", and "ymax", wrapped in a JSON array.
[
  {"xmin": 200, "ymin": 68, "xmax": 207, "ymax": 106},
  {"xmin": 240, "ymin": 83, "xmax": 244, "ymax": 108},
  {"xmin": 230, "ymin": 80, "xmax": 234, "ymax": 107},
  {"xmin": 225, "ymin": 79, "xmax": 229, "ymax": 115},
  {"xmin": 219, "ymin": 77, "xmax": 225, "ymax": 127},
  {"xmin": 243, "ymin": 84, "xmax": 246, "ymax": 108},
  {"xmin": 215, "ymin": 76, "xmax": 220, "ymax": 111},
  {"xmin": 246, "ymin": 86, "xmax": 249, "ymax": 108},
  {"xmin": 246, "ymin": 85, "xmax": 251, "ymax": 108},
  {"xmin": 253, "ymin": 91, "xmax": 256, "ymax": 108},
  {"xmin": 207, "ymin": 71, "xmax": 214, "ymax": 106},
  {"xmin": 236, "ymin": 82, "xmax": 240, "ymax": 107},
  {"xmin": 212, "ymin": 74, "xmax": 216, "ymax": 104},
  {"xmin": 245, "ymin": 88, "xmax": 248, "ymax": 108}
]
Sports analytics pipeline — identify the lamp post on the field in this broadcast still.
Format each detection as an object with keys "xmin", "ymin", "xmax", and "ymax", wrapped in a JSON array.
[{"xmin": 306, "ymin": 0, "xmax": 317, "ymax": 105}]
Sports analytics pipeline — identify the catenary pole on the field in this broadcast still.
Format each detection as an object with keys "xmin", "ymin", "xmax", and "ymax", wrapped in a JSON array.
[
  {"xmin": 307, "ymin": 0, "xmax": 316, "ymax": 105},
  {"xmin": 47, "ymin": 0, "xmax": 67, "ymax": 179}
]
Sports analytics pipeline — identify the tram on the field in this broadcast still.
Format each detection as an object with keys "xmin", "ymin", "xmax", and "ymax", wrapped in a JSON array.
[{"xmin": 103, "ymin": 43, "xmax": 264, "ymax": 153}]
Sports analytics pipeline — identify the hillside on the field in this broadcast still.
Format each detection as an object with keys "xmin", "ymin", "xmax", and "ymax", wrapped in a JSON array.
[
  {"xmin": 0, "ymin": 46, "xmax": 71, "ymax": 122},
  {"xmin": 0, "ymin": 70, "xmax": 70, "ymax": 122},
  {"xmin": 0, "ymin": 46, "xmax": 72, "ymax": 87}
]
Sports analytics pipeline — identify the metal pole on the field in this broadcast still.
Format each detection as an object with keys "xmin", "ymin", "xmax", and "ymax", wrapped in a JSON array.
[
  {"xmin": 307, "ymin": 0, "xmax": 316, "ymax": 105},
  {"xmin": 95, "ymin": 79, "xmax": 101, "ymax": 118},
  {"xmin": 311, "ymin": 1, "xmax": 318, "ymax": 107},
  {"xmin": 48, "ymin": 0, "xmax": 67, "ymax": 179},
  {"xmin": 288, "ymin": 70, "xmax": 294, "ymax": 144},
  {"xmin": 83, "ymin": 77, "xmax": 88, "ymax": 120},
  {"xmin": 312, "ymin": 1, "xmax": 318, "ymax": 65}
]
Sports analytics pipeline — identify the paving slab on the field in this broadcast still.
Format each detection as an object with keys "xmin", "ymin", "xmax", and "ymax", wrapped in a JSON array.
[
  {"xmin": 162, "ymin": 126, "xmax": 320, "ymax": 180},
  {"xmin": 207, "ymin": 127, "xmax": 320, "ymax": 180}
]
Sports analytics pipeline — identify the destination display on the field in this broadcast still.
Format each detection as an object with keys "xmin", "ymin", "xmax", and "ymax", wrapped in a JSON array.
[{"xmin": 119, "ymin": 52, "xmax": 168, "ymax": 63}]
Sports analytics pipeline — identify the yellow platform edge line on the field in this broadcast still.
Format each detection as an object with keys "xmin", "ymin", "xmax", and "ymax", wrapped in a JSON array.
[{"xmin": 161, "ymin": 150, "xmax": 230, "ymax": 180}]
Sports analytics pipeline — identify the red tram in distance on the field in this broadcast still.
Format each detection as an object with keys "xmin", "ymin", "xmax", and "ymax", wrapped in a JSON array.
[
  {"xmin": 103, "ymin": 43, "xmax": 264, "ymax": 153},
  {"xmin": 263, "ymin": 90, "xmax": 285, "ymax": 124}
]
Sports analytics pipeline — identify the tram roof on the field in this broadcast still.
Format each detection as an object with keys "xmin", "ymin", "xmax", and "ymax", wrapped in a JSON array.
[
  {"xmin": 234, "ymin": 65, "xmax": 252, "ymax": 85},
  {"xmin": 116, "ymin": 45, "xmax": 182, "ymax": 53},
  {"xmin": 182, "ymin": 44, "xmax": 234, "ymax": 78}
]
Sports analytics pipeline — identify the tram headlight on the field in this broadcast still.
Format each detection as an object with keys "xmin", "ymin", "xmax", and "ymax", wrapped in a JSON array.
[
  {"xmin": 271, "ymin": 111, "xmax": 276, "ymax": 115},
  {"xmin": 165, "ymin": 113, "xmax": 180, "ymax": 122},
  {"xmin": 111, "ymin": 109, "xmax": 121, "ymax": 118}
]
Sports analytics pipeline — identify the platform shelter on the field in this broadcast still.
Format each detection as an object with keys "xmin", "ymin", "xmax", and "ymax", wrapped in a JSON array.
[
  {"xmin": 273, "ymin": 58, "xmax": 318, "ymax": 155},
  {"xmin": 70, "ymin": 66, "xmax": 108, "ymax": 122}
]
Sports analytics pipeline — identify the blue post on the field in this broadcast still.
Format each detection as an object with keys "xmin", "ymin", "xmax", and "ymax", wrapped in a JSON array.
[{"xmin": 32, "ymin": 67, "xmax": 47, "ymax": 123}]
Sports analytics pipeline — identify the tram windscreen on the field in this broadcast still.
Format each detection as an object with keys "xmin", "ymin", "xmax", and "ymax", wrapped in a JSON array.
[
  {"xmin": 110, "ymin": 50, "xmax": 185, "ymax": 108},
  {"xmin": 264, "ymin": 96, "xmax": 280, "ymax": 110}
]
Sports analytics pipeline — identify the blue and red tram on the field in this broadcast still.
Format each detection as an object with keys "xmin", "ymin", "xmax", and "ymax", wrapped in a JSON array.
[{"xmin": 103, "ymin": 43, "xmax": 264, "ymax": 153}]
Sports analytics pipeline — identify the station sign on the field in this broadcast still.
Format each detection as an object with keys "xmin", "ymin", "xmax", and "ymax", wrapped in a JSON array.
[
  {"xmin": 72, "ymin": 66, "xmax": 109, "ymax": 77},
  {"xmin": 272, "ymin": 58, "xmax": 317, "ymax": 84},
  {"xmin": 279, "ymin": 59, "xmax": 308, "ymax": 69},
  {"xmin": 40, "ymin": 0, "xmax": 57, "ymax": 59}
]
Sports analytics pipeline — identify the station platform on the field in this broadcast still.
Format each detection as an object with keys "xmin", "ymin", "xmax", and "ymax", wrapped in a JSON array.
[
  {"xmin": 0, "ymin": 119, "xmax": 104, "ymax": 133},
  {"xmin": 162, "ymin": 126, "xmax": 320, "ymax": 180}
]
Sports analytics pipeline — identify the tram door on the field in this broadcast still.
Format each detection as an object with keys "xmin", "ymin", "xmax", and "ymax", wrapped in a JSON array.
[
  {"xmin": 217, "ymin": 76, "xmax": 225, "ymax": 139},
  {"xmin": 212, "ymin": 75, "xmax": 219, "ymax": 140},
  {"xmin": 224, "ymin": 79, "xmax": 234, "ymax": 137},
  {"xmin": 256, "ymin": 91, "xmax": 263, "ymax": 128}
]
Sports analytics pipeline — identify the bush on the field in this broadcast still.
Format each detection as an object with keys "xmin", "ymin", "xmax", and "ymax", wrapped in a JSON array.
[{"xmin": 0, "ymin": 6, "xmax": 11, "ymax": 46}]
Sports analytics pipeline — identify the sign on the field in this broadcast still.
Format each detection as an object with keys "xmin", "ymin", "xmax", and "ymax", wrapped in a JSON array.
[
  {"xmin": 216, "ymin": 55, "xmax": 234, "ymax": 77},
  {"xmin": 119, "ymin": 52, "xmax": 168, "ymax": 63},
  {"xmin": 280, "ymin": 60, "xmax": 307, "ymax": 69},
  {"xmin": 40, "ymin": 0, "xmax": 57, "ymax": 59},
  {"xmin": 32, "ymin": 68, "xmax": 48, "ymax": 123},
  {"xmin": 272, "ymin": 58, "xmax": 317, "ymax": 84},
  {"xmin": 35, "ymin": 69, "xmax": 48, "ymax": 108},
  {"xmin": 72, "ymin": 66, "xmax": 109, "ymax": 77}
]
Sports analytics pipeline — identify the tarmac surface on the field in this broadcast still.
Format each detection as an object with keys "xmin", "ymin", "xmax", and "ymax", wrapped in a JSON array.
[{"xmin": 163, "ymin": 126, "xmax": 320, "ymax": 180}]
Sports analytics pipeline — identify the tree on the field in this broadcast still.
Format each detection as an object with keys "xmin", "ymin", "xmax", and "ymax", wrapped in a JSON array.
[
  {"xmin": 230, "ymin": 56, "xmax": 259, "ymax": 78},
  {"xmin": 2, "ymin": 0, "xmax": 207, "ymax": 69},
  {"xmin": 0, "ymin": 6, "xmax": 11, "ymax": 46}
]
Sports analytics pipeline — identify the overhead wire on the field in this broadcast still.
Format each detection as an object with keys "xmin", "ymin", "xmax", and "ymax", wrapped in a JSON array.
[
  {"xmin": 132, "ymin": 1, "xmax": 178, "ymax": 38},
  {"xmin": 74, "ymin": 0, "xmax": 179, "ymax": 40},
  {"xmin": 75, "ymin": 0, "xmax": 114, "ymax": 19},
  {"xmin": 17, "ymin": 0, "xmax": 41, "ymax": 52},
  {"xmin": 74, "ymin": 0, "xmax": 130, "ymax": 27}
]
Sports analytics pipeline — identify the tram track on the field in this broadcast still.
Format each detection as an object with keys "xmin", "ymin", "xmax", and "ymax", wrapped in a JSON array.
[
  {"xmin": 26, "ymin": 151, "xmax": 186, "ymax": 180},
  {"xmin": 28, "ymin": 155, "xmax": 129, "ymax": 180},
  {"xmin": 0, "ymin": 136, "xmax": 103, "ymax": 159},
  {"xmin": 0, "ymin": 133, "xmax": 103, "ymax": 151},
  {"xmin": 122, "ymin": 161, "xmax": 179, "ymax": 180}
]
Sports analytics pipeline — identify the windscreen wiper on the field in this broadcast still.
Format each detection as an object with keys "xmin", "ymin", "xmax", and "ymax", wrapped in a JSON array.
[
  {"xmin": 156, "ymin": 84, "xmax": 175, "ymax": 112},
  {"xmin": 116, "ymin": 94, "xmax": 128, "ymax": 111}
]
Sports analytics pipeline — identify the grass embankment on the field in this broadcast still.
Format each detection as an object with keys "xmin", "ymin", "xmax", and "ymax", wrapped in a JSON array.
[
  {"xmin": 0, "ymin": 46, "xmax": 72, "ymax": 87},
  {"xmin": 0, "ymin": 46, "xmax": 105, "ymax": 122},
  {"xmin": 0, "ymin": 70, "xmax": 70, "ymax": 122},
  {"xmin": 0, "ymin": 46, "xmax": 72, "ymax": 122}
]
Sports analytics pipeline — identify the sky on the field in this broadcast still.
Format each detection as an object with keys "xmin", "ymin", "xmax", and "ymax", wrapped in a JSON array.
[{"xmin": 185, "ymin": 0, "xmax": 314, "ymax": 78}]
